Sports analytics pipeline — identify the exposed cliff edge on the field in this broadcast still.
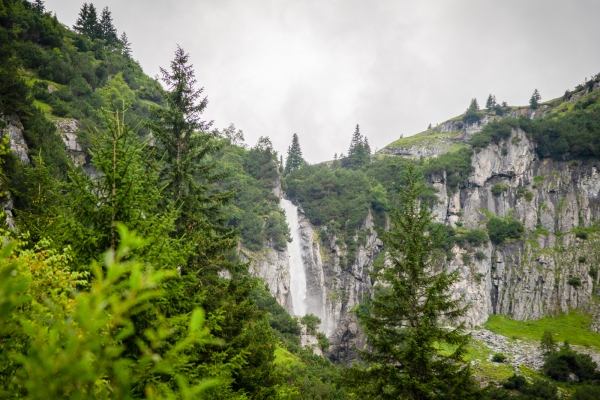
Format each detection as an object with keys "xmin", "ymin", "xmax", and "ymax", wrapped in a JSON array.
[{"xmin": 434, "ymin": 127, "xmax": 600, "ymax": 326}]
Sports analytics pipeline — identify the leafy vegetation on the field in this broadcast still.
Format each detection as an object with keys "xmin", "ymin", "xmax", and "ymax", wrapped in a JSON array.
[{"xmin": 486, "ymin": 214, "xmax": 525, "ymax": 245}]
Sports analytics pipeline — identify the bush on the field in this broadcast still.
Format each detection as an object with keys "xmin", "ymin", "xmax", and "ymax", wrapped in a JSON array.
[
  {"xmin": 571, "ymin": 385, "xmax": 600, "ymax": 400},
  {"xmin": 573, "ymin": 226, "xmax": 598, "ymax": 240},
  {"xmin": 543, "ymin": 346, "xmax": 599, "ymax": 382},
  {"xmin": 491, "ymin": 183, "xmax": 509, "ymax": 196},
  {"xmin": 492, "ymin": 353, "xmax": 507, "ymax": 363},
  {"xmin": 495, "ymin": 375, "xmax": 558, "ymax": 400},
  {"xmin": 487, "ymin": 216, "xmax": 524, "ymax": 245},
  {"xmin": 516, "ymin": 187, "xmax": 534, "ymax": 202},
  {"xmin": 475, "ymin": 251, "xmax": 487, "ymax": 261},
  {"xmin": 461, "ymin": 253, "xmax": 472, "ymax": 264},
  {"xmin": 568, "ymin": 277, "xmax": 582, "ymax": 287},
  {"xmin": 300, "ymin": 314, "xmax": 322, "ymax": 335},
  {"xmin": 423, "ymin": 147, "xmax": 473, "ymax": 190},
  {"xmin": 464, "ymin": 229, "xmax": 488, "ymax": 247},
  {"xmin": 470, "ymin": 118, "xmax": 519, "ymax": 149},
  {"xmin": 317, "ymin": 332, "xmax": 330, "ymax": 352},
  {"xmin": 502, "ymin": 374, "xmax": 527, "ymax": 390}
]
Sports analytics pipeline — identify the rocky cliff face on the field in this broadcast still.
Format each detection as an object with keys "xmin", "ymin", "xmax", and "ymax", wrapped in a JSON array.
[
  {"xmin": 433, "ymin": 127, "xmax": 600, "ymax": 326},
  {"xmin": 243, "ymin": 245, "xmax": 294, "ymax": 315},
  {"xmin": 287, "ymin": 123, "xmax": 600, "ymax": 363},
  {"xmin": 293, "ymin": 208, "xmax": 382, "ymax": 364},
  {"xmin": 55, "ymin": 119, "xmax": 87, "ymax": 167}
]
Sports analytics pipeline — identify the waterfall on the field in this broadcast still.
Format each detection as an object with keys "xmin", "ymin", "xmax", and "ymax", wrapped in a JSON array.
[{"xmin": 280, "ymin": 198, "xmax": 307, "ymax": 316}]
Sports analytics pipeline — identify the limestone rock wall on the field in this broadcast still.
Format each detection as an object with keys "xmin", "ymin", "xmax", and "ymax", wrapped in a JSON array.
[
  {"xmin": 2, "ymin": 114, "xmax": 30, "ymax": 164},
  {"xmin": 295, "ymin": 208, "xmax": 382, "ymax": 365},
  {"xmin": 243, "ymin": 245, "xmax": 294, "ymax": 315},
  {"xmin": 433, "ymin": 128, "xmax": 600, "ymax": 325}
]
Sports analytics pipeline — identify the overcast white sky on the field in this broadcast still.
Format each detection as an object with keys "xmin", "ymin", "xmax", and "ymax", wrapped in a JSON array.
[{"xmin": 45, "ymin": 0, "xmax": 600, "ymax": 163}]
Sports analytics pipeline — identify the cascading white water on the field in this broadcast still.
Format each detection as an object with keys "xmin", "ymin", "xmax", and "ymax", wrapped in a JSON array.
[{"xmin": 280, "ymin": 198, "xmax": 307, "ymax": 316}]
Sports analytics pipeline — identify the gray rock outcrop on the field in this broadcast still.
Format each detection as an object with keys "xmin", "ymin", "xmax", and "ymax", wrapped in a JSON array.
[
  {"xmin": 244, "ymin": 245, "xmax": 294, "ymax": 314},
  {"xmin": 54, "ymin": 119, "xmax": 87, "ymax": 167},
  {"xmin": 2, "ymin": 114, "xmax": 30, "ymax": 164}
]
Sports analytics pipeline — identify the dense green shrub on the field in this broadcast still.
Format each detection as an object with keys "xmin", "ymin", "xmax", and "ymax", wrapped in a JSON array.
[
  {"xmin": 470, "ymin": 103, "xmax": 600, "ymax": 161},
  {"xmin": 435, "ymin": 224, "xmax": 489, "ymax": 251},
  {"xmin": 573, "ymin": 226, "xmax": 598, "ymax": 240},
  {"xmin": 492, "ymin": 353, "xmax": 507, "ymax": 363},
  {"xmin": 491, "ymin": 183, "xmax": 509, "ymax": 196},
  {"xmin": 470, "ymin": 118, "xmax": 520, "ymax": 149},
  {"xmin": 487, "ymin": 215, "xmax": 524, "ymax": 245},
  {"xmin": 423, "ymin": 147, "xmax": 474, "ymax": 190},
  {"xmin": 252, "ymin": 283, "xmax": 301, "ymax": 337},
  {"xmin": 543, "ymin": 345, "xmax": 599, "ymax": 382},
  {"xmin": 483, "ymin": 375, "xmax": 559, "ymax": 400},
  {"xmin": 572, "ymin": 385, "xmax": 600, "ymax": 400},
  {"xmin": 317, "ymin": 332, "xmax": 330, "ymax": 352},
  {"xmin": 301, "ymin": 314, "xmax": 322, "ymax": 335},
  {"xmin": 217, "ymin": 138, "xmax": 290, "ymax": 251},
  {"xmin": 475, "ymin": 250, "xmax": 487, "ymax": 261},
  {"xmin": 568, "ymin": 277, "xmax": 582, "ymax": 287},
  {"xmin": 516, "ymin": 187, "xmax": 534, "ymax": 202}
]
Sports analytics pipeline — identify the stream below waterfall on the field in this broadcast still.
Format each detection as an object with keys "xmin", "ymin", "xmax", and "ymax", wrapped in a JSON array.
[{"xmin": 280, "ymin": 198, "xmax": 307, "ymax": 316}]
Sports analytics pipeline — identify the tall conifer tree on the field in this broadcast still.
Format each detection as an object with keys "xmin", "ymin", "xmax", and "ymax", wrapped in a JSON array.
[
  {"xmin": 99, "ymin": 6, "xmax": 118, "ymax": 45},
  {"xmin": 343, "ymin": 124, "xmax": 371, "ymax": 170},
  {"xmin": 149, "ymin": 46, "xmax": 279, "ymax": 397},
  {"xmin": 347, "ymin": 164, "xmax": 477, "ymax": 399},
  {"xmin": 463, "ymin": 98, "xmax": 480, "ymax": 124},
  {"xmin": 284, "ymin": 133, "xmax": 303, "ymax": 173},
  {"xmin": 530, "ymin": 89, "xmax": 541, "ymax": 109},
  {"xmin": 72, "ymin": 3, "xmax": 89, "ymax": 34},
  {"xmin": 485, "ymin": 93, "xmax": 496, "ymax": 110},
  {"xmin": 119, "ymin": 32, "xmax": 131, "ymax": 57}
]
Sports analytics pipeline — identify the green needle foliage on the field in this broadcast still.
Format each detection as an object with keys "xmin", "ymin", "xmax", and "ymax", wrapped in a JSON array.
[
  {"xmin": 284, "ymin": 133, "xmax": 303, "ymax": 174},
  {"xmin": 347, "ymin": 164, "xmax": 477, "ymax": 399},
  {"xmin": 54, "ymin": 108, "xmax": 179, "ymax": 266}
]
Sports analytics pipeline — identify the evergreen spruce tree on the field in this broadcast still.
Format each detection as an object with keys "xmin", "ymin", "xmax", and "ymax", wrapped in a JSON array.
[
  {"xmin": 284, "ymin": 133, "xmax": 303, "ymax": 173},
  {"xmin": 119, "ymin": 32, "xmax": 131, "ymax": 57},
  {"xmin": 72, "ymin": 3, "xmax": 89, "ymax": 34},
  {"xmin": 530, "ymin": 89, "xmax": 541, "ymax": 109},
  {"xmin": 84, "ymin": 3, "xmax": 100, "ymax": 38},
  {"xmin": 32, "ymin": 0, "xmax": 45, "ymax": 13},
  {"xmin": 74, "ymin": 3, "xmax": 100, "ymax": 38},
  {"xmin": 540, "ymin": 330, "xmax": 558, "ymax": 356},
  {"xmin": 485, "ymin": 93, "xmax": 496, "ymax": 110},
  {"xmin": 342, "ymin": 124, "xmax": 371, "ymax": 170},
  {"xmin": 99, "ymin": 6, "xmax": 118, "ymax": 45},
  {"xmin": 347, "ymin": 164, "xmax": 477, "ymax": 399},
  {"xmin": 149, "ymin": 47, "xmax": 279, "ymax": 397},
  {"xmin": 463, "ymin": 98, "xmax": 480, "ymax": 124},
  {"xmin": 55, "ymin": 109, "xmax": 178, "ymax": 265}
]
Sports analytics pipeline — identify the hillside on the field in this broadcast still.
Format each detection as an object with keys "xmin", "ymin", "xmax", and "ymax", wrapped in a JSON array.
[
  {"xmin": 3, "ymin": 0, "xmax": 600, "ymax": 398},
  {"xmin": 0, "ymin": 1, "xmax": 347, "ymax": 398}
]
